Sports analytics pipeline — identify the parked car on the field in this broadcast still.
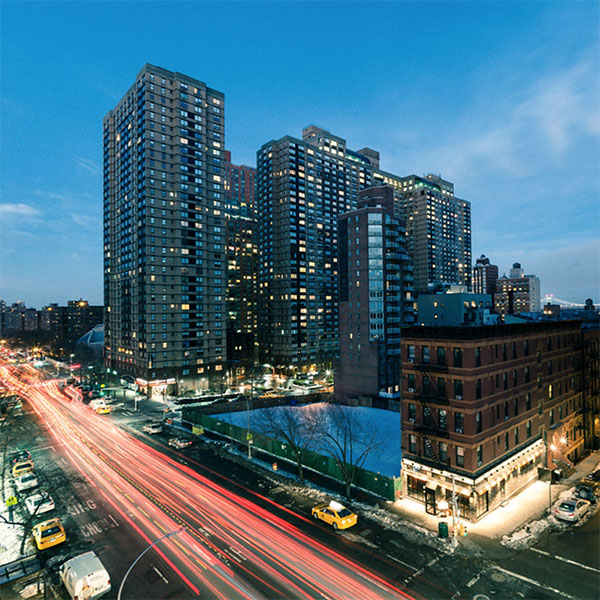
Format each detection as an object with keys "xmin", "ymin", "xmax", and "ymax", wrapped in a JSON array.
[
  {"xmin": 10, "ymin": 449, "xmax": 32, "ymax": 464},
  {"xmin": 142, "ymin": 423, "xmax": 162, "ymax": 435},
  {"xmin": 15, "ymin": 472, "xmax": 38, "ymax": 493},
  {"xmin": 585, "ymin": 470, "xmax": 600, "ymax": 483},
  {"xmin": 168, "ymin": 437, "xmax": 192, "ymax": 449},
  {"xmin": 25, "ymin": 493, "xmax": 55, "ymax": 515},
  {"xmin": 32, "ymin": 518, "xmax": 66, "ymax": 550},
  {"xmin": 554, "ymin": 498, "xmax": 591, "ymax": 522},
  {"xmin": 60, "ymin": 551, "xmax": 111, "ymax": 600},
  {"xmin": 12, "ymin": 460, "xmax": 34, "ymax": 478},
  {"xmin": 575, "ymin": 478, "xmax": 600, "ymax": 504},
  {"xmin": 311, "ymin": 500, "xmax": 357, "ymax": 530}
]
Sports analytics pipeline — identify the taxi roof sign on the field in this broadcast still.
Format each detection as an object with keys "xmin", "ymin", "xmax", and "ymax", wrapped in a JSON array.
[{"xmin": 6, "ymin": 496, "xmax": 18, "ymax": 507}]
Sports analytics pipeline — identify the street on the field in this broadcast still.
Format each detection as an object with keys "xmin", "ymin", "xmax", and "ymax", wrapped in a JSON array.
[{"xmin": 1, "ymin": 363, "xmax": 599, "ymax": 600}]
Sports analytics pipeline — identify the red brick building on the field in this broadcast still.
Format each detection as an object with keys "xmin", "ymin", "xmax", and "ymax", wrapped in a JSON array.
[{"xmin": 400, "ymin": 320, "xmax": 584, "ymax": 521}]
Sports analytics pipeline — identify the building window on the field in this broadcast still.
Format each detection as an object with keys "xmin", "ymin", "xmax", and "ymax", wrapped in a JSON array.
[
  {"xmin": 550, "ymin": 409, "xmax": 555, "ymax": 426},
  {"xmin": 525, "ymin": 366, "xmax": 530, "ymax": 383},
  {"xmin": 454, "ymin": 379, "xmax": 463, "ymax": 399},
  {"xmin": 524, "ymin": 340, "xmax": 529, "ymax": 356},
  {"xmin": 408, "ymin": 403, "xmax": 416, "ymax": 422},
  {"xmin": 502, "ymin": 343, "xmax": 507, "ymax": 361},
  {"xmin": 453, "ymin": 347, "xmax": 462, "ymax": 367},
  {"xmin": 503, "ymin": 372, "xmax": 508, "ymax": 390},
  {"xmin": 476, "ymin": 378, "xmax": 482, "ymax": 399},
  {"xmin": 437, "ymin": 347, "xmax": 446, "ymax": 366},
  {"xmin": 514, "ymin": 427, "xmax": 519, "ymax": 446},
  {"xmin": 512, "ymin": 342, "xmax": 517, "ymax": 359},
  {"xmin": 504, "ymin": 401, "xmax": 509, "ymax": 421},
  {"xmin": 513, "ymin": 369, "xmax": 518, "ymax": 387},
  {"xmin": 526, "ymin": 392, "xmax": 531, "ymax": 411},
  {"xmin": 477, "ymin": 445, "xmax": 483, "ymax": 466},
  {"xmin": 409, "ymin": 434, "xmax": 416, "ymax": 453},
  {"xmin": 407, "ymin": 373, "xmax": 415, "ymax": 390},
  {"xmin": 456, "ymin": 446, "xmax": 465, "ymax": 467},
  {"xmin": 439, "ymin": 409, "xmax": 447, "ymax": 430},
  {"xmin": 476, "ymin": 411, "xmax": 482, "ymax": 433},
  {"xmin": 455, "ymin": 412, "xmax": 464, "ymax": 433},
  {"xmin": 526, "ymin": 420, "xmax": 532, "ymax": 438},
  {"xmin": 437, "ymin": 377, "xmax": 446, "ymax": 398},
  {"xmin": 475, "ymin": 347, "xmax": 481, "ymax": 367},
  {"xmin": 408, "ymin": 345, "xmax": 415, "ymax": 360},
  {"xmin": 504, "ymin": 432, "xmax": 509, "ymax": 450},
  {"xmin": 514, "ymin": 397, "xmax": 519, "ymax": 416},
  {"xmin": 422, "ymin": 346, "xmax": 430, "ymax": 363},
  {"xmin": 537, "ymin": 375, "xmax": 542, "ymax": 389},
  {"xmin": 439, "ymin": 442, "xmax": 448, "ymax": 463}
]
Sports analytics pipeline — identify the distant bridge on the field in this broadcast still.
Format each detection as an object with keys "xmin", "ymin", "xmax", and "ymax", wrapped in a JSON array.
[{"xmin": 543, "ymin": 294, "xmax": 598, "ymax": 308}]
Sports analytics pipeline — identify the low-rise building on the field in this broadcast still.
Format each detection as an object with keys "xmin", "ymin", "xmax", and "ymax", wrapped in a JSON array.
[
  {"xmin": 401, "ymin": 320, "xmax": 584, "ymax": 521},
  {"xmin": 417, "ymin": 289, "xmax": 494, "ymax": 326}
]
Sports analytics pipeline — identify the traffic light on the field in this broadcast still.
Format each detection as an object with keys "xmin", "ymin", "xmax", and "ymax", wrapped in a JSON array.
[{"xmin": 460, "ymin": 523, "xmax": 467, "ymax": 537}]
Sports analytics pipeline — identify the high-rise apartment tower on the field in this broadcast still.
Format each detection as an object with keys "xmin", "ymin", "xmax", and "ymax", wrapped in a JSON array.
[
  {"xmin": 103, "ymin": 64, "xmax": 226, "ymax": 393},
  {"xmin": 472, "ymin": 254, "xmax": 499, "ymax": 295}
]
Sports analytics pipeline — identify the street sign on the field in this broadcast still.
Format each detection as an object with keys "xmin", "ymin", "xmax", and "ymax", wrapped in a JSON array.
[
  {"xmin": 5, "ymin": 496, "xmax": 18, "ymax": 507},
  {"xmin": 246, "ymin": 432, "xmax": 253, "ymax": 441}
]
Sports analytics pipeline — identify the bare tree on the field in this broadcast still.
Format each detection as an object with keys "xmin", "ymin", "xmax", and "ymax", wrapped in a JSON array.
[
  {"xmin": 254, "ymin": 405, "xmax": 320, "ymax": 481},
  {"xmin": 314, "ymin": 403, "xmax": 382, "ymax": 498}
]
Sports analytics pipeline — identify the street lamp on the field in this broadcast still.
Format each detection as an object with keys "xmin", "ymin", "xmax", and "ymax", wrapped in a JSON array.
[
  {"xmin": 547, "ymin": 435, "xmax": 568, "ymax": 513},
  {"xmin": 117, "ymin": 527, "xmax": 184, "ymax": 600}
]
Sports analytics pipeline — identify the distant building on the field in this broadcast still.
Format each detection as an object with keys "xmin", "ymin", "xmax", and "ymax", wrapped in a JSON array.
[
  {"xmin": 335, "ymin": 186, "xmax": 414, "ymax": 408},
  {"xmin": 417, "ymin": 289, "xmax": 494, "ymax": 326},
  {"xmin": 41, "ymin": 300, "xmax": 102, "ymax": 348},
  {"xmin": 543, "ymin": 303, "xmax": 561, "ymax": 318},
  {"xmin": 494, "ymin": 262, "xmax": 541, "ymax": 316},
  {"xmin": 401, "ymin": 320, "xmax": 584, "ymax": 521},
  {"xmin": 224, "ymin": 150, "xmax": 257, "ymax": 369},
  {"xmin": 472, "ymin": 254, "xmax": 498, "ymax": 295},
  {"xmin": 397, "ymin": 174, "xmax": 472, "ymax": 294}
]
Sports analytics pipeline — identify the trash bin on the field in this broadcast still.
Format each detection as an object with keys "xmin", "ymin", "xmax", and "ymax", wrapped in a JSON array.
[{"xmin": 438, "ymin": 522, "xmax": 449, "ymax": 539}]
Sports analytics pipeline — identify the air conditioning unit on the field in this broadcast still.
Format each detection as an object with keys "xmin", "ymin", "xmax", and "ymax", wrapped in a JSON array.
[
  {"xmin": 408, "ymin": 418, "xmax": 415, "ymax": 424},
  {"xmin": 477, "ymin": 460, "xmax": 483, "ymax": 467},
  {"xmin": 408, "ymin": 387, "xmax": 415, "ymax": 393},
  {"xmin": 455, "ymin": 395, "xmax": 462, "ymax": 400},
  {"xmin": 456, "ymin": 427, "xmax": 464, "ymax": 434},
  {"xmin": 408, "ymin": 358, "xmax": 414, "ymax": 363}
]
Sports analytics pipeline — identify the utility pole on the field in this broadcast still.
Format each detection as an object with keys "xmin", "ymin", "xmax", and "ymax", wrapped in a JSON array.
[{"xmin": 451, "ymin": 474, "xmax": 458, "ymax": 549}]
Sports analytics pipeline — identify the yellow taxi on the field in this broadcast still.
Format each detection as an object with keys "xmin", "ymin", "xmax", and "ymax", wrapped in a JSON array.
[
  {"xmin": 32, "ymin": 518, "xmax": 66, "ymax": 550},
  {"xmin": 12, "ymin": 460, "xmax": 34, "ymax": 478},
  {"xmin": 95, "ymin": 405, "xmax": 111, "ymax": 414},
  {"xmin": 311, "ymin": 500, "xmax": 357, "ymax": 530}
]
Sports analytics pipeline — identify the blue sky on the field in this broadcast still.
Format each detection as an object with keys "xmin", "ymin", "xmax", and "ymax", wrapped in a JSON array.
[{"xmin": 1, "ymin": 1, "xmax": 598, "ymax": 307}]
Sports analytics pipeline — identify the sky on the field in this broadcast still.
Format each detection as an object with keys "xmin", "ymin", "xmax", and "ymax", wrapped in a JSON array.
[{"xmin": 1, "ymin": 1, "xmax": 599, "ymax": 308}]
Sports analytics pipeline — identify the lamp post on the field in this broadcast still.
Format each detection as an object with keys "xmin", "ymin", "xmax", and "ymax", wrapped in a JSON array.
[
  {"xmin": 117, "ymin": 527, "xmax": 184, "ymax": 600},
  {"xmin": 547, "ymin": 435, "xmax": 568, "ymax": 513}
]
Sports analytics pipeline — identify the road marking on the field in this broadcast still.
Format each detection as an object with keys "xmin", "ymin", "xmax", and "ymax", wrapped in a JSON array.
[
  {"xmin": 467, "ymin": 574, "xmax": 481, "ymax": 587},
  {"xmin": 530, "ymin": 548, "xmax": 600, "ymax": 574},
  {"xmin": 152, "ymin": 566, "xmax": 168, "ymax": 584},
  {"xmin": 386, "ymin": 554, "xmax": 417, "ymax": 571},
  {"xmin": 108, "ymin": 514, "xmax": 119, "ymax": 527},
  {"xmin": 403, "ymin": 556, "xmax": 440, "ymax": 584},
  {"xmin": 494, "ymin": 566, "xmax": 579, "ymax": 599}
]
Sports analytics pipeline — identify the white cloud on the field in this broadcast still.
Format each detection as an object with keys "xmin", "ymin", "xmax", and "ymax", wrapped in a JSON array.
[
  {"xmin": 0, "ymin": 203, "xmax": 42, "ymax": 219},
  {"xmin": 75, "ymin": 155, "xmax": 100, "ymax": 175}
]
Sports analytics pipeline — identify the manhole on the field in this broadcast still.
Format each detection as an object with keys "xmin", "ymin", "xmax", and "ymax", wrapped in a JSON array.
[{"xmin": 491, "ymin": 572, "xmax": 506, "ymax": 583}]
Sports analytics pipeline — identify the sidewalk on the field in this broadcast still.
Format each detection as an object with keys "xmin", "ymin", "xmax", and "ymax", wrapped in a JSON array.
[{"xmin": 387, "ymin": 451, "xmax": 600, "ymax": 554}]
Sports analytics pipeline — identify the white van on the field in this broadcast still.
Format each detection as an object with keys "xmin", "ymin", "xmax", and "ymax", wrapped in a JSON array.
[
  {"xmin": 60, "ymin": 551, "xmax": 111, "ymax": 600},
  {"xmin": 89, "ymin": 399, "xmax": 107, "ymax": 411}
]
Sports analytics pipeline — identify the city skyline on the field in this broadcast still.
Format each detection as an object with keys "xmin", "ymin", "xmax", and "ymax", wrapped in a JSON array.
[{"xmin": 1, "ymin": 1, "xmax": 599, "ymax": 306}]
